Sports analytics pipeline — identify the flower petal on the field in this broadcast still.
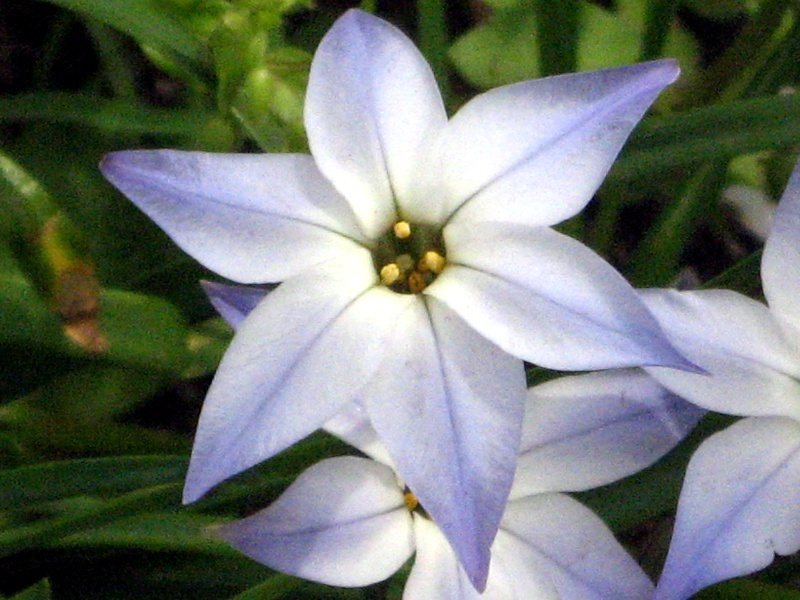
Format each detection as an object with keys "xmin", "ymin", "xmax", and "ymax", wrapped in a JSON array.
[
  {"xmin": 201, "ymin": 281, "xmax": 269, "ymax": 329},
  {"xmin": 654, "ymin": 417, "xmax": 800, "ymax": 600},
  {"xmin": 429, "ymin": 221, "xmax": 693, "ymax": 370},
  {"xmin": 405, "ymin": 517, "xmax": 559, "ymax": 600},
  {"xmin": 101, "ymin": 151, "xmax": 366, "ymax": 283},
  {"xmin": 405, "ymin": 60, "xmax": 678, "ymax": 226},
  {"xmin": 323, "ymin": 403, "xmax": 395, "ymax": 468},
  {"xmin": 216, "ymin": 456, "xmax": 414, "ymax": 587},
  {"xmin": 642, "ymin": 288, "xmax": 800, "ymax": 420},
  {"xmin": 501, "ymin": 493, "xmax": 654, "ymax": 600},
  {"xmin": 762, "ymin": 158, "xmax": 800, "ymax": 326},
  {"xmin": 511, "ymin": 370, "xmax": 704, "ymax": 498},
  {"xmin": 306, "ymin": 9, "xmax": 447, "ymax": 236},
  {"xmin": 363, "ymin": 297, "xmax": 526, "ymax": 591},
  {"xmin": 183, "ymin": 251, "xmax": 407, "ymax": 502}
]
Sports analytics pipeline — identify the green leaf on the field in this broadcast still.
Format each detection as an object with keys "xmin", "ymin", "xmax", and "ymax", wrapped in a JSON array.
[
  {"xmin": 628, "ymin": 160, "xmax": 729, "ymax": 286},
  {"xmin": 697, "ymin": 578, "xmax": 800, "ymax": 599},
  {"xmin": 6, "ymin": 579, "xmax": 52, "ymax": 600},
  {"xmin": 609, "ymin": 93, "xmax": 800, "ymax": 184},
  {"xmin": 40, "ymin": 0, "xmax": 209, "ymax": 75},
  {"xmin": 0, "ymin": 484, "xmax": 181, "ymax": 557},
  {"xmin": 0, "ymin": 456, "xmax": 186, "ymax": 509},
  {"xmin": 100, "ymin": 288, "xmax": 190, "ymax": 375},
  {"xmin": 0, "ymin": 93, "xmax": 220, "ymax": 138}
]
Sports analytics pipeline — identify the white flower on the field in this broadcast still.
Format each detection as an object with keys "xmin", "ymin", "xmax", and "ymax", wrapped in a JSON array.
[
  {"xmin": 101, "ymin": 9, "xmax": 689, "ymax": 587},
  {"xmin": 215, "ymin": 371, "xmax": 702, "ymax": 598},
  {"xmin": 641, "ymin": 157, "xmax": 800, "ymax": 600}
]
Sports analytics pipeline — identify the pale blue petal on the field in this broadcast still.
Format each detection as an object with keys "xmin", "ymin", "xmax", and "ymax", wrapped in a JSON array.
[
  {"xmin": 429, "ymin": 221, "xmax": 694, "ymax": 370},
  {"xmin": 405, "ymin": 518, "xmax": 484, "ymax": 600},
  {"xmin": 501, "ymin": 493, "xmax": 654, "ymax": 599},
  {"xmin": 511, "ymin": 370, "xmax": 704, "ymax": 498},
  {"xmin": 405, "ymin": 60, "xmax": 678, "ymax": 226},
  {"xmin": 654, "ymin": 417, "xmax": 800, "ymax": 600},
  {"xmin": 200, "ymin": 281, "xmax": 269, "ymax": 329},
  {"xmin": 762, "ymin": 158, "xmax": 800, "ymax": 327},
  {"xmin": 364, "ymin": 297, "xmax": 526, "ymax": 591},
  {"xmin": 216, "ymin": 456, "xmax": 414, "ymax": 587},
  {"xmin": 405, "ymin": 517, "xmax": 556, "ymax": 600},
  {"xmin": 323, "ymin": 402, "xmax": 395, "ymax": 468},
  {"xmin": 642, "ymin": 288, "xmax": 800, "ymax": 420},
  {"xmin": 183, "ymin": 251, "xmax": 407, "ymax": 502},
  {"xmin": 306, "ymin": 9, "xmax": 447, "ymax": 236},
  {"xmin": 101, "ymin": 151, "xmax": 366, "ymax": 282}
]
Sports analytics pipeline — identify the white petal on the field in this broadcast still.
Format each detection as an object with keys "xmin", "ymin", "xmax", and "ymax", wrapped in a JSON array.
[
  {"xmin": 201, "ymin": 281, "xmax": 269, "ymax": 329},
  {"xmin": 511, "ymin": 370, "xmax": 705, "ymax": 498},
  {"xmin": 762, "ymin": 158, "xmax": 800, "ymax": 326},
  {"xmin": 406, "ymin": 60, "xmax": 679, "ymax": 226},
  {"xmin": 364, "ymin": 297, "xmax": 526, "ymax": 590},
  {"xmin": 501, "ymin": 493, "xmax": 654, "ymax": 600},
  {"xmin": 405, "ymin": 517, "xmax": 558, "ymax": 600},
  {"xmin": 216, "ymin": 456, "xmax": 414, "ymax": 587},
  {"xmin": 405, "ymin": 518, "xmax": 486, "ymax": 600},
  {"xmin": 183, "ymin": 251, "xmax": 407, "ymax": 502},
  {"xmin": 429, "ymin": 221, "xmax": 693, "ymax": 370},
  {"xmin": 101, "ymin": 151, "xmax": 366, "ymax": 282},
  {"xmin": 323, "ymin": 402, "xmax": 395, "ymax": 467},
  {"xmin": 305, "ymin": 10, "xmax": 447, "ymax": 236},
  {"xmin": 642, "ymin": 288, "xmax": 800, "ymax": 420},
  {"xmin": 654, "ymin": 417, "xmax": 800, "ymax": 600}
]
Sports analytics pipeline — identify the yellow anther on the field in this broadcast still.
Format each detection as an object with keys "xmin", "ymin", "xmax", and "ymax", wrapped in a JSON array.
[
  {"xmin": 404, "ymin": 491, "xmax": 419, "ymax": 511},
  {"xmin": 408, "ymin": 271, "xmax": 428, "ymax": 294},
  {"xmin": 380, "ymin": 263, "xmax": 401, "ymax": 286},
  {"xmin": 393, "ymin": 221, "xmax": 412, "ymax": 239},
  {"xmin": 419, "ymin": 251, "xmax": 446, "ymax": 275}
]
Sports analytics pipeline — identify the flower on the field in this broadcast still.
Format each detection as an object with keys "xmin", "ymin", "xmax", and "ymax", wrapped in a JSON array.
[
  {"xmin": 640, "ymin": 157, "xmax": 800, "ymax": 600},
  {"xmin": 214, "ymin": 370, "xmax": 703, "ymax": 598},
  {"xmin": 101, "ymin": 9, "xmax": 690, "ymax": 588}
]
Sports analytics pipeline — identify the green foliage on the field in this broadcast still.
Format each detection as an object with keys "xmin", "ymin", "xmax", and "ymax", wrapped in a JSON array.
[{"xmin": 1, "ymin": 0, "xmax": 799, "ymax": 597}]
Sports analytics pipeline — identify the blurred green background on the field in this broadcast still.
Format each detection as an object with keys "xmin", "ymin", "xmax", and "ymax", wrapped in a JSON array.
[{"xmin": 1, "ymin": 0, "xmax": 799, "ymax": 598}]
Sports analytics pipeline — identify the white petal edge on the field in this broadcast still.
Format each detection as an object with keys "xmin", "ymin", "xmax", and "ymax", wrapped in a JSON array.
[
  {"xmin": 405, "ymin": 60, "xmax": 679, "ymax": 226},
  {"xmin": 183, "ymin": 251, "xmax": 408, "ymax": 502},
  {"xmin": 511, "ymin": 369, "xmax": 705, "ymax": 498},
  {"xmin": 364, "ymin": 296, "xmax": 526, "ymax": 591},
  {"xmin": 429, "ymin": 221, "xmax": 693, "ymax": 370},
  {"xmin": 654, "ymin": 417, "xmax": 800, "ymax": 600},
  {"xmin": 305, "ymin": 9, "xmax": 447, "ymax": 236},
  {"xmin": 215, "ymin": 456, "xmax": 414, "ymax": 587},
  {"xmin": 762, "ymin": 157, "xmax": 800, "ymax": 327},
  {"xmin": 101, "ymin": 150, "xmax": 366, "ymax": 283},
  {"xmin": 323, "ymin": 402, "xmax": 395, "ymax": 468},
  {"xmin": 642, "ymin": 288, "xmax": 800, "ymax": 420},
  {"xmin": 501, "ymin": 493, "xmax": 654, "ymax": 600}
]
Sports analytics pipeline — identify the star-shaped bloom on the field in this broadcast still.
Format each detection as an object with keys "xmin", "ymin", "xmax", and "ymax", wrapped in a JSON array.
[
  {"xmin": 640, "ymin": 157, "xmax": 800, "ymax": 600},
  {"xmin": 215, "ymin": 370, "xmax": 703, "ymax": 598},
  {"xmin": 101, "ymin": 9, "xmax": 690, "ymax": 587}
]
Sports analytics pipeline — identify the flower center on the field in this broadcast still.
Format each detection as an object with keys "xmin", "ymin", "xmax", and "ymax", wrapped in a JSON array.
[
  {"xmin": 373, "ymin": 221, "xmax": 446, "ymax": 294},
  {"xmin": 403, "ymin": 488, "xmax": 430, "ymax": 518}
]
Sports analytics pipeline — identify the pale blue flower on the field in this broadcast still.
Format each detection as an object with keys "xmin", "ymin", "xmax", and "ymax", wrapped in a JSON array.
[
  {"xmin": 215, "ymin": 370, "xmax": 702, "ymax": 598},
  {"xmin": 101, "ymin": 9, "xmax": 689, "ymax": 587},
  {"xmin": 641, "ymin": 157, "xmax": 800, "ymax": 600}
]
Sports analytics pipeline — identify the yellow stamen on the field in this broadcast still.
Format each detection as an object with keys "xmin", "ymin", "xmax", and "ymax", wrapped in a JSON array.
[
  {"xmin": 419, "ymin": 250, "xmax": 446, "ymax": 274},
  {"xmin": 380, "ymin": 263, "xmax": 401, "ymax": 285},
  {"xmin": 393, "ymin": 221, "xmax": 412, "ymax": 239},
  {"xmin": 408, "ymin": 271, "xmax": 428, "ymax": 294},
  {"xmin": 404, "ymin": 491, "xmax": 419, "ymax": 511}
]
